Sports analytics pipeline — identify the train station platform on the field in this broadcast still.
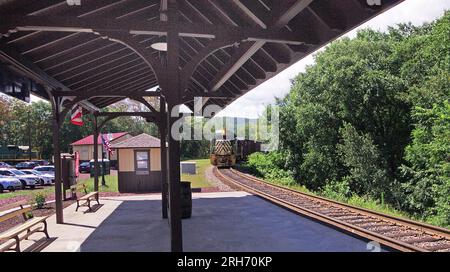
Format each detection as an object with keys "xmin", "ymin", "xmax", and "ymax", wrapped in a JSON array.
[{"xmin": 17, "ymin": 192, "xmax": 375, "ymax": 252}]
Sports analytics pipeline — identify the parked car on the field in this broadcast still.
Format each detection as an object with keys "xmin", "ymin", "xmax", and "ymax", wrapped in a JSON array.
[
  {"xmin": 0, "ymin": 177, "xmax": 22, "ymax": 193},
  {"xmin": 15, "ymin": 161, "xmax": 39, "ymax": 170},
  {"xmin": 79, "ymin": 162, "xmax": 91, "ymax": 173},
  {"xmin": 0, "ymin": 162, "xmax": 12, "ymax": 168},
  {"xmin": 0, "ymin": 168, "xmax": 40, "ymax": 189},
  {"xmin": 21, "ymin": 170, "xmax": 54, "ymax": 186},
  {"xmin": 31, "ymin": 160, "xmax": 50, "ymax": 166},
  {"xmin": 33, "ymin": 166, "xmax": 55, "ymax": 175}
]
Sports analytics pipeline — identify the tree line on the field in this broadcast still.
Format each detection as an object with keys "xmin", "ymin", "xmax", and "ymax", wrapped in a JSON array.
[
  {"xmin": 0, "ymin": 96, "xmax": 215, "ymax": 161},
  {"xmin": 246, "ymin": 12, "xmax": 449, "ymax": 227},
  {"xmin": 0, "ymin": 97, "xmax": 158, "ymax": 159}
]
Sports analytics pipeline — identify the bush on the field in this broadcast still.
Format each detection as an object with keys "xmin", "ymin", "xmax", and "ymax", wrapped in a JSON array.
[
  {"xmin": 246, "ymin": 152, "xmax": 295, "ymax": 185},
  {"xmin": 321, "ymin": 179, "xmax": 351, "ymax": 202},
  {"xmin": 33, "ymin": 192, "xmax": 47, "ymax": 209}
]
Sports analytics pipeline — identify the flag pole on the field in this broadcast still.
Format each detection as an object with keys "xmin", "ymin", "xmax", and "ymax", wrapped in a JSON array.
[{"xmin": 101, "ymin": 133, "xmax": 106, "ymax": 187}]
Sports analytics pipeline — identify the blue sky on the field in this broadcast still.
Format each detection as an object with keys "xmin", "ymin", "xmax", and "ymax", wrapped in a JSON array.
[{"xmin": 216, "ymin": 0, "xmax": 450, "ymax": 118}]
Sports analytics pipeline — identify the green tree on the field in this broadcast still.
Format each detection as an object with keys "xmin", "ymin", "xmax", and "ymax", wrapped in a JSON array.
[
  {"xmin": 245, "ymin": 11, "xmax": 450, "ymax": 226},
  {"xmin": 337, "ymin": 123, "xmax": 388, "ymax": 198},
  {"xmin": 401, "ymin": 102, "xmax": 450, "ymax": 226},
  {"xmin": 279, "ymin": 27, "xmax": 410, "ymax": 190},
  {"xmin": 29, "ymin": 101, "xmax": 53, "ymax": 159}
]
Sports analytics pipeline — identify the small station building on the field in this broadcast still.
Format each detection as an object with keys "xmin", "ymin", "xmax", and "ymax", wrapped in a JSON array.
[{"xmin": 111, "ymin": 133, "xmax": 162, "ymax": 193}]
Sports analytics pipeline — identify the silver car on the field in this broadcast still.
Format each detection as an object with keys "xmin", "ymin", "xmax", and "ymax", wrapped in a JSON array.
[
  {"xmin": 21, "ymin": 170, "xmax": 54, "ymax": 185},
  {"xmin": 0, "ymin": 162, "xmax": 13, "ymax": 168},
  {"xmin": 33, "ymin": 166, "xmax": 55, "ymax": 176},
  {"xmin": 0, "ymin": 177, "xmax": 22, "ymax": 192},
  {"xmin": 0, "ymin": 168, "xmax": 40, "ymax": 189}
]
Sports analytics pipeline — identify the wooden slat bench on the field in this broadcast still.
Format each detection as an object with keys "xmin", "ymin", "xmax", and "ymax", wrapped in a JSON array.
[
  {"xmin": 71, "ymin": 184, "xmax": 100, "ymax": 212},
  {"xmin": 0, "ymin": 206, "xmax": 50, "ymax": 252}
]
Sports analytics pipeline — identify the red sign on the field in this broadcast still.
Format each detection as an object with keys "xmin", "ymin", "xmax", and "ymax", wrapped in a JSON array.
[{"xmin": 74, "ymin": 151, "xmax": 79, "ymax": 177}]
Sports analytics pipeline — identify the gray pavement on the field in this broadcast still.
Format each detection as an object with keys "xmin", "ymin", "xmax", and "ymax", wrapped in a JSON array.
[{"xmin": 7, "ymin": 192, "xmax": 374, "ymax": 252}]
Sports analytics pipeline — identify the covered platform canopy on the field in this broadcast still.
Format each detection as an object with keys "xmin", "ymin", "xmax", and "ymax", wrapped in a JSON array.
[{"xmin": 0, "ymin": 0, "xmax": 403, "ymax": 252}]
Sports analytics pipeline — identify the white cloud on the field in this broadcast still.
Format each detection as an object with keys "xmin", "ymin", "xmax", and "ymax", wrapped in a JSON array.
[{"xmin": 217, "ymin": 0, "xmax": 450, "ymax": 118}]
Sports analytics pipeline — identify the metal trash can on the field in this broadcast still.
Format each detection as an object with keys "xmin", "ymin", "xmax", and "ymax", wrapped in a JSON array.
[{"xmin": 180, "ymin": 181, "xmax": 192, "ymax": 219}]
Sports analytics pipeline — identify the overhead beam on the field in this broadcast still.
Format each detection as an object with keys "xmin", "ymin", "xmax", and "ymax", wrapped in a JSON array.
[
  {"xmin": 207, "ymin": 0, "xmax": 314, "ymax": 92},
  {"xmin": 0, "ymin": 16, "xmax": 306, "ymax": 45},
  {"xmin": 95, "ymin": 111, "xmax": 159, "ymax": 130},
  {"xmin": 230, "ymin": 0, "xmax": 268, "ymax": 29},
  {"xmin": 1, "ymin": 16, "xmax": 167, "ymax": 36},
  {"xmin": 94, "ymin": 111, "xmax": 159, "ymax": 119},
  {"xmin": 129, "ymin": 96, "xmax": 158, "ymax": 113},
  {"xmin": 180, "ymin": 39, "xmax": 237, "ymax": 92},
  {"xmin": 209, "ymin": 41, "xmax": 263, "ymax": 92},
  {"xmin": 272, "ymin": 0, "xmax": 314, "ymax": 26},
  {"xmin": 52, "ymin": 89, "xmax": 161, "ymax": 98},
  {"xmin": 183, "ymin": 90, "xmax": 231, "ymax": 103}
]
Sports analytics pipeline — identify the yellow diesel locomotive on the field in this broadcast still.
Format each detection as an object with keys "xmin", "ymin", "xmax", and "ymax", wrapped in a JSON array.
[{"xmin": 210, "ymin": 134, "xmax": 261, "ymax": 168}]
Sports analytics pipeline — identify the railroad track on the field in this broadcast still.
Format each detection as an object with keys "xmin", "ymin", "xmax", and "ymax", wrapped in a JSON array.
[{"xmin": 213, "ymin": 167, "xmax": 450, "ymax": 252}]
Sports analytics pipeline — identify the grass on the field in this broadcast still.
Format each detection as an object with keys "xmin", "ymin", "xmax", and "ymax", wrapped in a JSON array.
[
  {"xmin": 181, "ymin": 159, "xmax": 214, "ymax": 188},
  {"xmin": 264, "ymin": 178, "xmax": 410, "ymax": 219},
  {"xmin": 276, "ymin": 180, "xmax": 444, "ymax": 227},
  {"xmin": 0, "ymin": 174, "xmax": 119, "ymax": 205},
  {"xmin": 80, "ymin": 175, "xmax": 119, "ymax": 193},
  {"xmin": 82, "ymin": 160, "xmax": 216, "ymax": 191},
  {"xmin": 84, "ymin": 159, "xmax": 216, "ymax": 190},
  {"xmin": 0, "ymin": 185, "xmax": 55, "ymax": 200},
  {"xmin": 1, "ymin": 159, "xmax": 215, "ymax": 204}
]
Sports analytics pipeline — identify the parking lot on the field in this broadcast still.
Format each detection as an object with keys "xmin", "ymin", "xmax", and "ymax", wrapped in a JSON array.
[{"xmin": 1, "ymin": 161, "xmax": 53, "ymax": 188}]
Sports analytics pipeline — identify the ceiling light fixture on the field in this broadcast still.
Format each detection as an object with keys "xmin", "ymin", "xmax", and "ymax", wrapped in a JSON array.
[{"xmin": 150, "ymin": 35, "xmax": 167, "ymax": 52}]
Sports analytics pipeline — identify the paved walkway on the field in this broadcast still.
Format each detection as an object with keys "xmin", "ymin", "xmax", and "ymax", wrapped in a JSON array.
[{"xmin": 12, "ymin": 192, "xmax": 376, "ymax": 252}]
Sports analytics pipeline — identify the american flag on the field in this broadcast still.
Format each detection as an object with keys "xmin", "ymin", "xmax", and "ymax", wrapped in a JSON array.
[
  {"xmin": 70, "ymin": 106, "xmax": 83, "ymax": 126},
  {"xmin": 101, "ymin": 134, "xmax": 112, "ymax": 154}
]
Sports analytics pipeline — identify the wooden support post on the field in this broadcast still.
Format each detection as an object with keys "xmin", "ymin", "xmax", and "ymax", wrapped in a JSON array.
[
  {"xmin": 167, "ymin": 103, "xmax": 182, "ymax": 252},
  {"xmin": 52, "ymin": 98, "xmax": 63, "ymax": 224},
  {"xmin": 93, "ymin": 116, "xmax": 99, "ymax": 192},
  {"xmin": 101, "ymin": 133, "xmax": 106, "ymax": 187},
  {"xmin": 165, "ymin": 0, "xmax": 183, "ymax": 252},
  {"xmin": 160, "ymin": 97, "xmax": 168, "ymax": 219}
]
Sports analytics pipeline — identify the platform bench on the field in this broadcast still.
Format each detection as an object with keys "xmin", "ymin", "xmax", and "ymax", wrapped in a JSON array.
[
  {"xmin": 0, "ymin": 206, "xmax": 50, "ymax": 252},
  {"xmin": 71, "ymin": 184, "xmax": 100, "ymax": 212}
]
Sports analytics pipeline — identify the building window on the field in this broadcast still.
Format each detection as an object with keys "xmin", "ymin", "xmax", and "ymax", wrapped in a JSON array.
[{"xmin": 135, "ymin": 150, "xmax": 149, "ymax": 175}]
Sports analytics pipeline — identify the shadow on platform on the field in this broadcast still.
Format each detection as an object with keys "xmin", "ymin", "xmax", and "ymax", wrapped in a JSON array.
[{"xmin": 78, "ymin": 195, "xmax": 374, "ymax": 252}]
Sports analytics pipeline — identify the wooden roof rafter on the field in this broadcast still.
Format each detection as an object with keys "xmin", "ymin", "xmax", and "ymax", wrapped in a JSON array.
[{"xmin": 0, "ymin": 0, "xmax": 404, "ymax": 112}]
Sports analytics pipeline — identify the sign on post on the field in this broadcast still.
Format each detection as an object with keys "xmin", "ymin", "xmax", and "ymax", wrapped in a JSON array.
[{"xmin": 0, "ymin": 66, "xmax": 42, "ymax": 103}]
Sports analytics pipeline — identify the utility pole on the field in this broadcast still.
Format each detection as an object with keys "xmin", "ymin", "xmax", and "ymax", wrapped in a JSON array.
[
  {"xmin": 28, "ymin": 108, "xmax": 32, "ymax": 161},
  {"xmin": 101, "ymin": 133, "xmax": 106, "ymax": 186}
]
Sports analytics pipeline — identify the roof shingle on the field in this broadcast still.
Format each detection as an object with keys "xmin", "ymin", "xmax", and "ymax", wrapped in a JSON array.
[
  {"xmin": 71, "ymin": 132, "xmax": 128, "ymax": 146},
  {"xmin": 111, "ymin": 133, "xmax": 160, "ymax": 149}
]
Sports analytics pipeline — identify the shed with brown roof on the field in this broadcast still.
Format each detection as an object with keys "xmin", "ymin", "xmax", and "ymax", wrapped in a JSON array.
[{"xmin": 111, "ymin": 133, "xmax": 162, "ymax": 193}]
